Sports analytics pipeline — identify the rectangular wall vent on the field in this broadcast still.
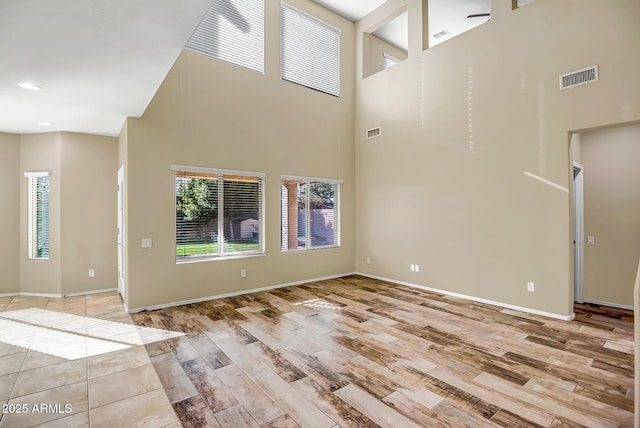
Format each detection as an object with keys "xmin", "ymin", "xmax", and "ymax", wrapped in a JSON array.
[
  {"xmin": 560, "ymin": 65, "xmax": 598, "ymax": 90},
  {"xmin": 433, "ymin": 30, "xmax": 450, "ymax": 39},
  {"xmin": 367, "ymin": 127, "xmax": 381, "ymax": 139}
]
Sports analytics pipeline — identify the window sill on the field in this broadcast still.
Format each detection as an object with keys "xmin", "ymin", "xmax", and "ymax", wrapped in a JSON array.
[
  {"xmin": 281, "ymin": 246, "xmax": 340, "ymax": 254},
  {"xmin": 176, "ymin": 252, "xmax": 265, "ymax": 265}
]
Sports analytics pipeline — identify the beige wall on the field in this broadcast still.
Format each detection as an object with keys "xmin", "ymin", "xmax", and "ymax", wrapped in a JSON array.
[
  {"xmin": 20, "ymin": 133, "xmax": 63, "ymax": 294},
  {"xmin": 0, "ymin": 133, "xmax": 20, "ymax": 294},
  {"xmin": 354, "ymin": 0, "xmax": 640, "ymax": 317},
  {"xmin": 570, "ymin": 133, "xmax": 582, "ymax": 165},
  {"xmin": 17, "ymin": 132, "xmax": 118, "ymax": 295},
  {"xmin": 60, "ymin": 132, "xmax": 118, "ymax": 294},
  {"xmin": 123, "ymin": 0, "xmax": 355, "ymax": 310},
  {"xmin": 581, "ymin": 122, "xmax": 640, "ymax": 307},
  {"xmin": 364, "ymin": 33, "xmax": 408, "ymax": 78}
]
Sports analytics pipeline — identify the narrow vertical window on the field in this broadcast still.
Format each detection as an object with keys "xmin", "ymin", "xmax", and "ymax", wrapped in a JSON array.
[
  {"xmin": 281, "ymin": 176, "xmax": 341, "ymax": 251},
  {"xmin": 25, "ymin": 172, "xmax": 50, "ymax": 260}
]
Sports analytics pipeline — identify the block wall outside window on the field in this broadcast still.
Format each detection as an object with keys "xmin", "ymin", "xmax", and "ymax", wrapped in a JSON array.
[{"xmin": 281, "ymin": 176, "xmax": 341, "ymax": 251}]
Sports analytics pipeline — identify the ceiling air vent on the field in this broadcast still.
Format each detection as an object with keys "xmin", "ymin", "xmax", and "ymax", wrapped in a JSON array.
[
  {"xmin": 560, "ymin": 65, "xmax": 598, "ymax": 90},
  {"xmin": 367, "ymin": 127, "xmax": 381, "ymax": 139}
]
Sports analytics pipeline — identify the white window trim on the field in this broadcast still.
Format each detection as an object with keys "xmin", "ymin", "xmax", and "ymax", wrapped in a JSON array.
[
  {"xmin": 280, "ymin": 2, "xmax": 342, "ymax": 34},
  {"xmin": 172, "ymin": 164, "xmax": 266, "ymax": 179},
  {"xmin": 24, "ymin": 171, "xmax": 50, "ymax": 178},
  {"xmin": 281, "ymin": 175, "xmax": 341, "ymax": 252},
  {"xmin": 25, "ymin": 171, "xmax": 50, "ymax": 261},
  {"xmin": 280, "ymin": 175, "xmax": 343, "ymax": 185},
  {"xmin": 174, "ymin": 165, "xmax": 266, "ymax": 263}
]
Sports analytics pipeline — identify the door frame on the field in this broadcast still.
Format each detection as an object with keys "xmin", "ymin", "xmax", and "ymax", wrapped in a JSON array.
[
  {"xmin": 573, "ymin": 162, "xmax": 584, "ymax": 303},
  {"xmin": 117, "ymin": 165, "xmax": 125, "ymax": 300}
]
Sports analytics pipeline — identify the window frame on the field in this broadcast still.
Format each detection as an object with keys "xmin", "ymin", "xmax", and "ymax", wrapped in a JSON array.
[
  {"xmin": 280, "ymin": 2, "xmax": 341, "ymax": 97},
  {"xmin": 185, "ymin": 0, "xmax": 265, "ymax": 74},
  {"xmin": 280, "ymin": 175, "xmax": 342, "ymax": 253},
  {"xmin": 172, "ymin": 165, "xmax": 266, "ymax": 263},
  {"xmin": 25, "ymin": 171, "xmax": 50, "ymax": 261}
]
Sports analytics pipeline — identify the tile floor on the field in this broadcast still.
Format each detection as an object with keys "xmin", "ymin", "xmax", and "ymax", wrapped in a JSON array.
[{"xmin": 0, "ymin": 292, "xmax": 181, "ymax": 428}]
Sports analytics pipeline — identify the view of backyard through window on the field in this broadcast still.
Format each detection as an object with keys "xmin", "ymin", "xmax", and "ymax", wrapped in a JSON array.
[
  {"xmin": 175, "ymin": 171, "xmax": 263, "ymax": 260},
  {"xmin": 281, "ymin": 179, "xmax": 339, "ymax": 251}
]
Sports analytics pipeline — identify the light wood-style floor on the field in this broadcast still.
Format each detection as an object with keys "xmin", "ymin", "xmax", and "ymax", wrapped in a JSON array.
[{"xmin": 131, "ymin": 275, "xmax": 634, "ymax": 428}]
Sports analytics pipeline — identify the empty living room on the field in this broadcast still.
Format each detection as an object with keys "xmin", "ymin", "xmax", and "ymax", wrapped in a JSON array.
[{"xmin": 1, "ymin": 0, "xmax": 639, "ymax": 426}]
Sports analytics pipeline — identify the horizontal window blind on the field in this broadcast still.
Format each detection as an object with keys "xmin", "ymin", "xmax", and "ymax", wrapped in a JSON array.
[
  {"xmin": 186, "ymin": 0, "xmax": 264, "ymax": 73},
  {"xmin": 26, "ymin": 173, "xmax": 49, "ymax": 260},
  {"xmin": 383, "ymin": 53, "xmax": 399, "ymax": 69},
  {"xmin": 176, "ymin": 170, "xmax": 264, "ymax": 261},
  {"xmin": 280, "ymin": 3, "xmax": 341, "ymax": 97},
  {"xmin": 281, "ymin": 177, "xmax": 340, "ymax": 251}
]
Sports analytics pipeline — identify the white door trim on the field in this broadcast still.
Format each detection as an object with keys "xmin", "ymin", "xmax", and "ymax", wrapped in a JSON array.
[
  {"xmin": 117, "ymin": 165, "xmax": 125, "ymax": 300},
  {"xmin": 573, "ymin": 162, "xmax": 584, "ymax": 304}
]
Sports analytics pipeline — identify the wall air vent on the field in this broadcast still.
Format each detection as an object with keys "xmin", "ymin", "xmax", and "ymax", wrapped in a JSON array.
[
  {"xmin": 367, "ymin": 127, "xmax": 381, "ymax": 139},
  {"xmin": 433, "ymin": 30, "xmax": 450, "ymax": 39},
  {"xmin": 560, "ymin": 65, "xmax": 598, "ymax": 90}
]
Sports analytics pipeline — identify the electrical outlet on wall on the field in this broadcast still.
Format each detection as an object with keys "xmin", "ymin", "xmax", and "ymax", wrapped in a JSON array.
[
  {"xmin": 366, "ymin": 257, "xmax": 371, "ymax": 265},
  {"xmin": 527, "ymin": 282, "xmax": 535, "ymax": 292},
  {"xmin": 415, "ymin": 264, "xmax": 420, "ymax": 272},
  {"xmin": 410, "ymin": 264, "xmax": 415, "ymax": 272},
  {"xmin": 89, "ymin": 269, "xmax": 95, "ymax": 278},
  {"xmin": 241, "ymin": 269, "xmax": 247, "ymax": 278}
]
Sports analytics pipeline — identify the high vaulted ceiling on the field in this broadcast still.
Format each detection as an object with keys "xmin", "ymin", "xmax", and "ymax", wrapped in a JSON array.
[
  {"xmin": 0, "ymin": 0, "xmax": 211, "ymax": 136},
  {"xmin": 1, "ymin": 0, "xmax": 524, "ymax": 137}
]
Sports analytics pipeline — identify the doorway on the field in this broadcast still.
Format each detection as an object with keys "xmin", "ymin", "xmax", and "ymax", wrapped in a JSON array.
[
  {"xmin": 117, "ymin": 165, "xmax": 125, "ymax": 300},
  {"xmin": 573, "ymin": 162, "xmax": 584, "ymax": 303}
]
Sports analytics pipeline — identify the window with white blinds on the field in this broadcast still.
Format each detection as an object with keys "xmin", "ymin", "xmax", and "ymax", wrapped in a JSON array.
[
  {"xmin": 281, "ymin": 176, "xmax": 341, "ymax": 251},
  {"xmin": 25, "ymin": 172, "xmax": 49, "ymax": 260},
  {"xmin": 280, "ymin": 3, "xmax": 341, "ymax": 97},
  {"xmin": 173, "ymin": 166, "xmax": 265, "ymax": 261},
  {"xmin": 383, "ymin": 53, "xmax": 399, "ymax": 69},
  {"xmin": 186, "ymin": 0, "xmax": 264, "ymax": 73}
]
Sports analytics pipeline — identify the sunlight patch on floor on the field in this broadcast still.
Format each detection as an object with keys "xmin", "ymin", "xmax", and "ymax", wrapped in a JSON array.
[
  {"xmin": 293, "ymin": 298, "xmax": 343, "ymax": 310},
  {"xmin": 0, "ymin": 308, "xmax": 183, "ymax": 360}
]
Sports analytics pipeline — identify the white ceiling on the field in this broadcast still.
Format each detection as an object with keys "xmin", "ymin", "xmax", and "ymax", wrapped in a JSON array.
[
  {"xmin": 0, "ymin": 0, "xmax": 526, "ymax": 137},
  {"xmin": 314, "ymin": 0, "xmax": 494, "ymax": 50},
  {"xmin": 0, "ymin": 0, "xmax": 211, "ymax": 136}
]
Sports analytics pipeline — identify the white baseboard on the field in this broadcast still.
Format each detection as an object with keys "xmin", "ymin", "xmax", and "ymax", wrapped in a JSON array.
[
  {"xmin": 583, "ymin": 299, "xmax": 633, "ymax": 311},
  {"xmin": 17, "ymin": 292, "xmax": 65, "ymax": 298},
  {"xmin": 0, "ymin": 289, "xmax": 118, "ymax": 299},
  {"xmin": 127, "ymin": 272, "xmax": 357, "ymax": 314},
  {"xmin": 0, "ymin": 292, "xmax": 19, "ymax": 298},
  {"xmin": 63, "ymin": 288, "xmax": 118, "ymax": 297},
  {"xmin": 355, "ymin": 272, "xmax": 576, "ymax": 321}
]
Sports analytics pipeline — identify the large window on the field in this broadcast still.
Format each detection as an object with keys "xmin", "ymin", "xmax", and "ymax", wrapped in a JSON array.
[
  {"xmin": 25, "ymin": 172, "xmax": 49, "ymax": 260},
  {"xmin": 173, "ymin": 166, "xmax": 265, "ymax": 261},
  {"xmin": 186, "ymin": 0, "xmax": 265, "ymax": 73},
  {"xmin": 281, "ymin": 176, "xmax": 341, "ymax": 251},
  {"xmin": 280, "ymin": 3, "xmax": 341, "ymax": 97}
]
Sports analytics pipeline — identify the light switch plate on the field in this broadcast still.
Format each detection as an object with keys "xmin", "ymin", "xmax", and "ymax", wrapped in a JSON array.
[
  {"xmin": 141, "ymin": 238, "xmax": 153, "ymax": 248},
  {"xmin": 587, "ymin": 235, "xmax": 595, "ymax": 245}
]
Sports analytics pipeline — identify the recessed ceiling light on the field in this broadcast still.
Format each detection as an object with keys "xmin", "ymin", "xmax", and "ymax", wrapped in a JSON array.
[
  {"xmin": 39, "ymin": 122, "xmax": 53, "ymax": 127},
  {"xmin": 18, "ymin": 82, "xmax": 40, "ymax": 91}
]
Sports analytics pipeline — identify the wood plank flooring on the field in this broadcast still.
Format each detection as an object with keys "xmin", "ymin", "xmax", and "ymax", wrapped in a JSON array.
[{"xmin": 130, "ymin": 275, "xmax": 634, "ymax": 428}]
